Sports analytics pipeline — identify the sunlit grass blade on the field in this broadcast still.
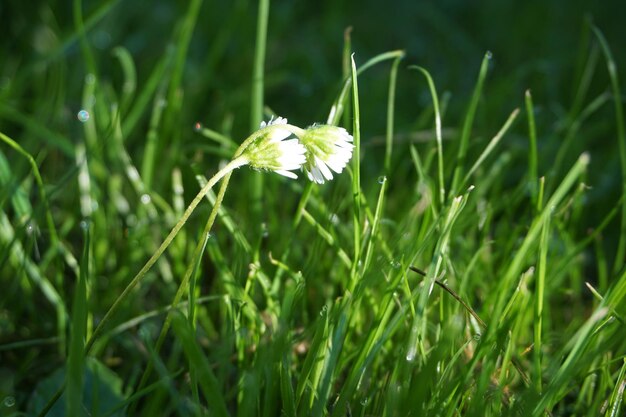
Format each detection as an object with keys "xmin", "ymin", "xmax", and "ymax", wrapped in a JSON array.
[
  {"xmin": 296, "ymin": 308, "xmax": 330, "ymax": 412},
  {"xmin": 111, "ymin": 108, "xmax": 159, "ymax": 219},
  {"xmin": 349, "ymin": 53, "xmax": 362, "ymax": 290},
  {"xmin": 111, "ymin": 46, "xmax": 137, "ymax": 111},
  {"xmin": 409, "ymin": 66, "xmax": 445, "ymax": 206},
  {"xmin": 591, "ymin": 25, "xmax": 626, "ymax": 275},
  {"xmin": 407, "ymin": 194, "xmax": 467, "ymax": 363},
  {"xmin": 532, "ymin": 306, "xmax": 608, "ymax": 415},
  {"xmin": 551, "ymin": 90, "xmax": 611, "ymax": 186},
  {"xmin": 194, "ymin": 125, "xmax": 239, "ymax": 153},
  {"xmin": 449, "ymin": 51, "xmax": 491, "ymax": 197},
  {"xmin": 525, "ymin": 90, "xmax": 539, "ymax": 207},
  {"xmin": 606, "ymin": 360, "xmax": 626, "ymax": 417},
  {"xmin": 0, "ymin": 210, "xmax": 67, "ymax": 351},
  {"xmin": 140, "ymin": 83, "xmax": 168, "ymax": 189},
  {"xmin": 301, "ymin": 209, "xmax": 351, "ymax": 268},
  {"xmin": 489, "ymin": 153, "xmax": 590, "ymax": 338},
  {"xmin": 330, "ymin": 269, "xmax": 406, "ymax": 417},
  {"xmin": 534, "ymin": 205, "xmax": 550, "ymax": 393},
  {"xmin": 0, "ymin": 132, "xmax": 60, "ymax": 248},
  {"xmin": 459, "ymin": 108, "xmax": 520, "ymax": 191},
  {"xmin": 361, "ymin": 175, "xmax": 387, "ymax": 274},
  {"xmin": 311, "ymin": 302, "xmax": 350, "ymax": 417},
  {"xmin": 249, "ymin": 0, "xmax": 270, "ymax": 223},
  {"xmin": 328, "ymin": 50, "xmax": 405, "ymax": 126},
  {"xmin": 385, "ymin": 54, "xmax": 404, "ymax": 174}
]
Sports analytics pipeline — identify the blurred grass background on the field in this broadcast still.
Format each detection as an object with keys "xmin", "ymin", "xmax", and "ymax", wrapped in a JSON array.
[
  {"xmin": 1, "ymin": 0, "xmax": 626, "ymax": 415},
  {"xmin": 2, "ymin": 0, "xmax": 624, "ymax": 231}
]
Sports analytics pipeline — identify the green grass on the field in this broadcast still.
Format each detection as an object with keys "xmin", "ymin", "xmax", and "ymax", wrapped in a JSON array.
[{"xmin": 2, "ymin": 1, "xmax": 626, "ymax": 416}]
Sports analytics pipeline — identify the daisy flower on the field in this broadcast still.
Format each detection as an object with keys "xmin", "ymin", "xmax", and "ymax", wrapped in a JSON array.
[
  {"xmin": 299, "ymin": 124, "xmax": 354, "ymax": 184},
  {"xmin": 240, "ymin": 116, "xmax": 307, "ymax": 179}
]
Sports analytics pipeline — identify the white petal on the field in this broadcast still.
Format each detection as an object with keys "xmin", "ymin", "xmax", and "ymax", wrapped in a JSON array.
[
  {"xmin": 269, "ymin": 128, "xmax": 292, "ymax": 142},
  {"xmin": 337, "ymin": 149, "xmax": 353, "ymax": 164},
  {"xmin": 336, "ymin": 140, "xmax": 354, "ymax": 149},
  {"xmin": 277, "ymin": 140, "xmax": 306, "ymax": 170},
  {"xmin": 315, "ymin": 156, "xmax": 334, "ymax": 181},
  {"xmin": 261, "ymin": 116, "xmax": 288, "ymax": 129},
  {"xmin": 278, "ymin": 160, "xmax": 304, "ymax": 171},
  {"xmin": 325, "ymin": 155, "xmax": 346, "ymax": 173},
  {"xmin": 274, "ymin": 169, "xmax": 298, "ymax": 179},
  {"xmin": 268, "ymin": 116, "xmax": 288, "ymax": 126},
  {"xmin": 337, "ymin": 128, "xmax": 351, "ymax": 138},
  {"xmin": 308, "ymin": 165, "xmax": 325, "ymax": 184}
]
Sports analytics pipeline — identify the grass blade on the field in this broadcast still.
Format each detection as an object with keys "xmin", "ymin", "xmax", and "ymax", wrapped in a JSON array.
[
  {"xmin": 328, "ymin": 50, "xmax": 405, "ymax": 126},
  {"xmin": 385, "ymin": 54, "xmax": 404, "ymax": 174},
  {"xmin": 459, "ymin": 107, "xmax": 520, "ymax": 191},
  {"xmin": 449, "ymin": 51, "xmax": 491, "ymax": 196},
  {"xmin": 533, "ymin": 206, "xmax": 550, "ymax": 393},
  {"xmin": 490, "ymin": 153, "xmax": 589, "ymax": 337},
  {"xmin": 249, "ymin": 0, "xmax": 271, "ymax": 223},
  {"xmin": 349, "ymin": 54, "xmax": 362, "ymax": 291},
  {"xmin": 409, "ymin": 66, "xmax": 445, "ymax": 206},
  {"xmin": 66, "ymin": 221, "xmax": 89, "ymax": 417},
  {"xmin": 525, "ymin": 90, "xmax": 539, "ymax": 207},
  {"xmin": 591, "ymin": 25, "xmax": 626, "ymax": 275},
  {"xmin": 171, "ymin": 312, "xmax": 229, "ymax": 417}
]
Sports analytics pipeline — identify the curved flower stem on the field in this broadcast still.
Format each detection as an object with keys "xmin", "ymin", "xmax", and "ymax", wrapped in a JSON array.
[
  {"xmin": 84, "ymin": 156, "xmax": 247, "ymax": 355},
  {"xmin": 38, "ymin": 155, "xmax": 248, "ymax": 417},
  {"xmin": 129, "ymin": 168, "xmax": 235, "ymax": 412}
]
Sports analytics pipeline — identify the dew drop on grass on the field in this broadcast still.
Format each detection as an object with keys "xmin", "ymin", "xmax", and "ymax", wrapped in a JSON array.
[
  {"xmin": 261, "ymin": 222, "xmax": 269, "ymax": 238},
  {"xmin": 3, "ymin": 396, "xmax": 15, "ymax": 407},
  {"xmin": 140, "ymin": 194, "xmax": 151, "ymax": 205},
  {"xmin": 377, "ymin": 175, "xmax": 386, "ymax": 184},
  {"xmin": 25, "ymin": 221, "xmax": 36, "ymax": 235},
  {"xmin": 486, "ymin": 50, "xmax": 493, "ymax": 60},
  {"xmin": 77, "ymin": 110, "xmax": 90, "ymax": 122},
  {"xmin": 85, "ymin": 73, "xmax": 96, "ymax": 84},
  {"xmin": 79, "ymin": 220, "xmax": 89, "ymax": 230},
  {"xmin": 406, "ymin": 346, "xmax": 417, "ymax": 362},
  {"xmin": 390, "ymin": 260, "xmax": 401, "ymax": 269}
]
